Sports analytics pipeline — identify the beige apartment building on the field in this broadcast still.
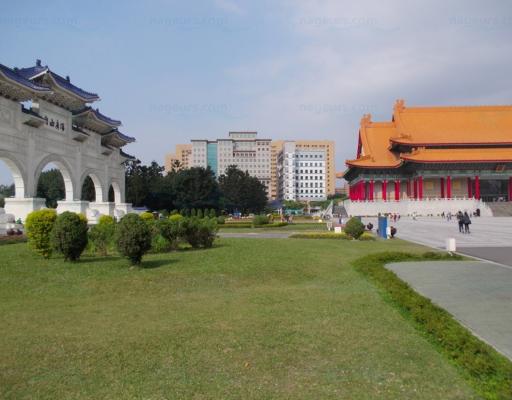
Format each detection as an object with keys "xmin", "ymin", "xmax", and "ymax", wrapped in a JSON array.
[
  {"xmin": 271, "ymin": 140, "xmax": 335, "ymax": 199},
  {"xmin": 164, "ymin": 144, "xmax": 192, "ymax": 172},
  {"xmin": 165, "ymin": 138, "xmax": 335, "ymax": 201}
]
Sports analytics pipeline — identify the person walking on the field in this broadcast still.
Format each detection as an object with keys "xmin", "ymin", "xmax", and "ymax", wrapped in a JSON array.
[
  {"xmin": 463, "ymin": 211, "xmax": 472, "ymax": 234},
  {"xmin": 456, "ymin": 211, "xmax": 464, "ymax": 233}
]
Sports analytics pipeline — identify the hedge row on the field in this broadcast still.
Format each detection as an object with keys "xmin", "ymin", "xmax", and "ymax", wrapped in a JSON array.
[
  {"xmin": 220, "ymin": 222, "xmax": 288, "ymax": 229},
  {"xmin": 289, "ymin": 231, "xmax": 375, "ymax": 240},
  {"xmin": 353, "ymin": 251, "xmax": 512, "ymax": 399}
]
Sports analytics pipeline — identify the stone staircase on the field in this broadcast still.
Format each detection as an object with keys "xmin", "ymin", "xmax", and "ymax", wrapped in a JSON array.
[{"xmin": 486, "ymin": 202, "xmax": 512, "ymax": 217}]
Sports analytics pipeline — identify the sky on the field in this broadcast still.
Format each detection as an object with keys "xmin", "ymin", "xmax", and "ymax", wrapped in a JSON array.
[{"xmin": 1, "ymin": 0, "xmax": 511, "ymax": 185}]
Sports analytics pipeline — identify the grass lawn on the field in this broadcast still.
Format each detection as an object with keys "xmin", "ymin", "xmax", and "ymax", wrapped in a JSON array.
[{"xmin": 0, "ymin": 238, "xmax": 479, "ymax": 399}]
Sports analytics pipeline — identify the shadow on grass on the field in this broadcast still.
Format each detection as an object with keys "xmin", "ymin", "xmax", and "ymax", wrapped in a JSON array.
[{"xmin": 140, "ymin": 258, "xmax": 177, "ymax": 269}]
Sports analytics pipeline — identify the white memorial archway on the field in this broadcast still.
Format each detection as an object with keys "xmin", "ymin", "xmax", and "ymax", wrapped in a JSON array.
[{"xmin": 0, "ymin": 60, "xmax": 134, "ymax": 221}]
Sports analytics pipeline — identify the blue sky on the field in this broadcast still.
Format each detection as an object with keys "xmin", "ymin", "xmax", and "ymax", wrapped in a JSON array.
[{"xmin": 1, "ymin": 0, "xmax": 511, "ymax": 184}]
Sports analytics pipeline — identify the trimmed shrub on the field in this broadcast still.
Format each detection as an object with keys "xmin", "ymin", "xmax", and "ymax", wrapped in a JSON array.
[
  {"xmin": 359, "ymin": 232, "xmax": 376, "ymax": 241},
  {"xmin": 209, "ymin": 209, "xmax": 217, "ymax": 218},
  {"xmin": 190, "ymin": 208, "xmax": 196, "ymax": 217},
  {"xmin": 290, "ymin": 232, "xmax": 350, "ymax": 240},
  {"xmin": 216, "ymin": 215, "xmax": 226, "ymax": 225},
  {"xmin": 158, "ymin": 217, "xmax": 184, "ymax": 249},
  {"xmin": 116, "ymin": 213, "xmax": 152, "ymax": 265},
  {"xmin": 197, "ymin": 209, "xmax": 203, "ymax": 218},
  {"xmin": 344, "ymin": 217, "xmax": 365, "ymax": 239},
  {"xmin": 252, "ymin": 214, "xmax": 269, "ymax": 226},
  {"xmin": 25, "ymin": 208, "xmax": 57, "ymax": 258},
  {"xmin": 51, "ymin": 212, "xmax": 88, "ymax": 261},
  {"xmin": 140, "ymin": 212, "xmax": 155, "ymax": 223},
  {"xmin": 181, "ymin": 217, "xmax": 218, "ymax": 248},
  {"xmin": 89, "ymin": 215, "xmax": 116, "ymax": 256},
  {"xmin": 150, "ymin": 234, "xmax": 171, "ymax": 253}
]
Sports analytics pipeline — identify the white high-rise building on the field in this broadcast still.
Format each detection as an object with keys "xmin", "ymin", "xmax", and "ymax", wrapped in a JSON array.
[
  {"xmin": 277, "ymin": 142, "xmax": 327, "ymax": 201},
  {"xmin": 190, "ymin": 132, "xmax": 272, "ymax": 197}
]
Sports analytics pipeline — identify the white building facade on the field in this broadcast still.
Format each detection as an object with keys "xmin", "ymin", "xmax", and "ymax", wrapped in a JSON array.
[
  {"xmin": 190, "ymin": 132, "xmax": 272, "ymax": 196},
  {"xmin": 0, "ymin": 60, "xmax": 134, "ymax": 222},
  {"xmin": 278, "ymin": 142, "xmax": 327, "ymax": 201}
]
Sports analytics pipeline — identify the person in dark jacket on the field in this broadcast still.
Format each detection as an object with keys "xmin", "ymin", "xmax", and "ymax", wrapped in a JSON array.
[
  {"xmin": 456, "ymin": 211, "xmax": 464, "ymax": 233},
  {"xmin": 463, "ymin": 211, "xmax": 472, "ymax": 234}
]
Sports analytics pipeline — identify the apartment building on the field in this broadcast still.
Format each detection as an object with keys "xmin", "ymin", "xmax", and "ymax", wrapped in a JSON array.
[
  {"xmin": 271, "ymin": 140, "xmax": 335, "ymax": 199},
  {"xmin": 164, "ymin": 144, "xmax": 192, "ymax": 172},
  {"xmin": 277, "ymin": 142, "xmax": 327, "ymax": 201},
  {"xmin": 190, "ymin": 132, "xmax": 272, "ymax": 196}
]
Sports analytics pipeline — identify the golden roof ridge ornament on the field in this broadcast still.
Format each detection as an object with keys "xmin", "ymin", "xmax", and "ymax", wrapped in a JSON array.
[{"xmin": 360, "ymin": 113, "xmax": 372, "ymax": 127}]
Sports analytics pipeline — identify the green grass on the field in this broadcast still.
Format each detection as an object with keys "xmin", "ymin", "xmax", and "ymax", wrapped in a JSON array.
[
  {"xmin": 354, "ymin": 252, "xmax": 512, "ymax": 399},
  {"xmin": 0, "ymin": 239, "xmax": 479, "ymax": 399}
]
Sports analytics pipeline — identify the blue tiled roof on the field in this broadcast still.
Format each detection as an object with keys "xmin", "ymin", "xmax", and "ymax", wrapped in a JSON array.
[
  {"xmin": 73, "ymin": 107, "xmax": 122, "ymax": 127},
  {"xmin": 115, "ymin": 130, "xmax": 135, "ymax": 143},
  {"xmin": 120, "ymin": 149, "xmax": 136, "ymax": 159},
  {"xmin": 18, "ymin": 62, "xmax": 99, "ymax": 102},
  {"xmin": 0, "ymin": 64, "xmax": 51, "ymax": 93}
]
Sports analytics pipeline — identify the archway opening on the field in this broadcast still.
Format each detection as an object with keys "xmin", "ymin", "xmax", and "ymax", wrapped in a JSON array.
[
  {"xmin": 0, "ymin": 157, "xmax": 25, "ymax": 204},
  {"xmin": 108, "ymin": 185, "xmax": 115, "ymax": 202},
  {"xmin": 81, "ymin": 176, "xmax": 96, "ymax": 202},
  {"xmin": 109, "ymin": 182, "xmax": 121, "ymax": 204},
  {"xmin": 81, "ymin": 174, "xmax": 103, "ymax": 203},
  {"xmin": 0, "ymin": 160, "xmax": 16, "ymax": 208},
  {"xmin": 36, "ymin": 163, "xmax": 66, "ymax": 208}
]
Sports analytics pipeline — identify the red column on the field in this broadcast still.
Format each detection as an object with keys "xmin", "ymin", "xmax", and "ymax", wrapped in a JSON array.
[
  {"xmin": 467, "ymin": 177, "xmax": 472, "ymax": 198},
  {"xmin": 446, "ymin": 176, "xmax": 452, "ymax": 198},
  {"xmin": 508, "ymin": 177, "xmax": 512, "ymax": 201},
  {"xmin": 382, "ymin": 180, "xmax": 387, "ymax": 201},
  {"xmin": 440, "ymin": 177, "xmax": 445, "ymax": 198},
  {"xmin": 394, "ymin": 180, "xmax": 400, "ymax": 201},
  {"xmin": 475, "ymin": 176, "xmax": 480, "ymax": 200},
  {"xmin": 369, "ymin": 180, "xmax": 374, "ymax": 201},
  {"xmin": 361, "ymin": 181, "xmax": 366, "ymax": 201},
  {"xmin": 418, "ymin": 176, "xmax": 423, "ymax": 200},
  {"xmin": 413, "ymin": 179, "xmax": 418, "ymax": 199}
]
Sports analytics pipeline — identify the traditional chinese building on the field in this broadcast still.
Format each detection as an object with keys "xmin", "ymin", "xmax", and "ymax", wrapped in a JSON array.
[{"xmin": 342, "ymin": 100, "xmax": 512, "ymax": 216}]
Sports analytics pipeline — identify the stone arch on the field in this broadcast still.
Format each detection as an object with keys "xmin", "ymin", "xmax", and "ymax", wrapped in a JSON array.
[
  {"xmin": 79, "ymin": 170, "xmax": 105, "ymax": 203},
  {"xmin": 0, "ymin": 150, "xmax": 27, "ymax": 199},
  {"xmin": 109, "ymin": 180, "xmax": 123, "ymax": 204},
  {"xmin": 33, "ymin": 155, "xmax": 76, "ymax": 202}
]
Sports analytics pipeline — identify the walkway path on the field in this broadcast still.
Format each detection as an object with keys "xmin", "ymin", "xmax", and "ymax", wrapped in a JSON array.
[{"xmin": 387, "ymin": 260, "xmax": 512, "ymax": 360}]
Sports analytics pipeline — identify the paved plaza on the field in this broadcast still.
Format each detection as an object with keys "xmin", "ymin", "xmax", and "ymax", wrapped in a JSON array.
[
  {"xmin": 387, "ymin": 261, "xmax": 512, "ymax": 360},
  {"xmin": 361, "ymin": 216, "xmax": 512, "ymax": 266}
]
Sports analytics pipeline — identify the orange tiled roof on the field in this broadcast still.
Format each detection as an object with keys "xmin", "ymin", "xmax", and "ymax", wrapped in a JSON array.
[
  {"xmin": 345, "ymin": 115, "xmax": 401, "ymax": 168},
  {"xmin": 391, "ymin": 100, "xmax": 512, "ymax": 146},
  {"xmin": 345, "ymin": 100, "xmax": 512, "ymax": 172},
  {"xmin": 401, "ymin": 147, "xmax": 512, "ymax": 163}
]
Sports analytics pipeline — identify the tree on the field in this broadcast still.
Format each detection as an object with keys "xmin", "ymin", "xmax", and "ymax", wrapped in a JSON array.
[
  {"xmin": 170, "ymin": 159, "xmax": 183, "ymax": 173},
  {"xmin": 218, "ymin": 165, "xmax": 267, "ymax": 214},
  {"xmin": 125, "ymin": 159, "xmax": 174, "ymax": 210},
  {"xmin": 0, "ymin": 184, "xmax": 14, "ymax": 208},
  {"xmin": 51, "ymin": 212, "xmax": 88, "ymax": 261},
  {"xmin": 37, "ymin": 169, "xmax": 65, "ymax": 208},
  {"xmin": 172, "ymin": 167, "xmax": 220, "ymax": 211}
]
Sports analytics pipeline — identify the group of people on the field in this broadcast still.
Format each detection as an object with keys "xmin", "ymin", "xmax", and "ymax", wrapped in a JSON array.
[{"xmin": 456, "ymin": 211, "xmax": 472, "ymax": 234}]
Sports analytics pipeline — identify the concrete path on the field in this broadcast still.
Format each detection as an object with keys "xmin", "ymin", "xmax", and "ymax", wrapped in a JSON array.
[{"xmin": 386, "ymin": 260, "xmax": 512, "ymax": 360}]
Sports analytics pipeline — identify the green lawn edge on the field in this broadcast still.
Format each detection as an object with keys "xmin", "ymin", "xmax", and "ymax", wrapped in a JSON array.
[{"xmin": 352, "ymin": 251, "xmax": 512, "ymax": 400}]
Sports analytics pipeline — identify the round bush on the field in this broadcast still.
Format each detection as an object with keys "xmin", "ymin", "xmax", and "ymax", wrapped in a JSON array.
[
  {"xmin": 51, "ymin": 212, "xmax": 88, "ymax": 261},
  {"xmin": 158, "ymin": 217, "xmax": 184, "ymax": 249},
  {"xmin": 252, "ymin": 214, "xmax": 269, "ymax": 226},
  {"xmin": 344, "ymin": 217, "xmax": 365, "ymax": 239},
  {"xmin": 25, "ymin": 208, "xmax": 57, "ymax": 258},
  {"xmin": 89, "ymin": 215, "xmax": 116, "ymax": 256},
  {"xmin": 140, "ymin": 212, "xmax": 155, "ymax": 223},
  {"xmin": 116, "ymin": 213, "xmax": 152, "ymax": 265}
]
